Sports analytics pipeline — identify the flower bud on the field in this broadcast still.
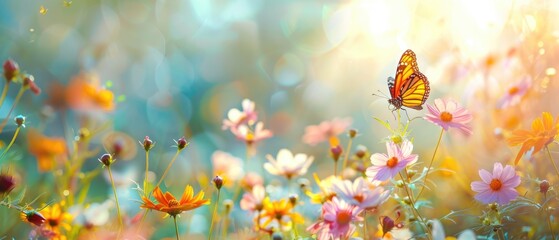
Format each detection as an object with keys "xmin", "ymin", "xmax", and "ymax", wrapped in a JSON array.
[
  {"xmin": 223, "ymin": 199, "xmax": 233, "ymax": 214},
  {"xmin": 330, "ymin": 145, "xmax": 343, "ymax": 161},
  {"xmin": 0, "ymin": 174, "xmax": 16, "ymax": 195},
  {"xmin": 76, "ymin": 128, "xmax": 90, "ymax": 141},
  {"xmin": 99, "ymin": 153, "xmax": 113, "ymax": 167},
  {"xmin": 395, "ymin": 180, "xmax": 405, "ymax": 188},
  {"xmin": 142, "ymin": 136, "xmax": 154, "ymax": 151},
  {"xmin": 348, "ymin": 129, "xmax": 357, "ymax": 138},
  {"xmin": 355, "ymin": 149, "xmax": 366, "ymax": 159},
  {"xmin": 3, "ymin": 59, "xmax": 19, "ymax": 82},
  {"xmin": 176, "ymin": 137, "xmax": 188, "ymax": 150},
  {"xmin": 406, "ymin": 169, "xmax": 417, "ymax": 179},
  {"xmin": 14, "ymin": 115, "xmax": 25, "ymax": 127},
  {"xmin": 23, "ymin": 75, "xmax": 41, "ymax": 95},
  {"xmin": 213, "ymin": 175, "xmax": 223, "ymax": 190},
  {"xmin": 289, "ymin": 194, "xmax": 298, "ymax": 206},
  {"xmin": 381, "ymin": 216, "xmax": 395, "ymax": 237},
  {"xmin": 298, "ymin": 178, "xmax": 310, "ymax": 191},
  {"xmin": 272, "ymin": 233, "xmax": 283, "ymax": 240},
  {"xmin": 540, "ymin": 180, "xmax": 550, "ymax": 194},
  {"xmin": 24, "ymin": 210, "xmax": 46, "ymax": 226}
]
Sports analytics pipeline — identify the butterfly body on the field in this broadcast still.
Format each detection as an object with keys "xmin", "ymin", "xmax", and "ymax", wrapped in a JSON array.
[{"xmin": 387, "ymin": 49, "xmax": 430, "ymax": 110}]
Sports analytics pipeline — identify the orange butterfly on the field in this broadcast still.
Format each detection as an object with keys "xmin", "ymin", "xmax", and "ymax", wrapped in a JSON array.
[{"xmin": 387, "ymin": 49, "xmax": 430, "ymax": 110}]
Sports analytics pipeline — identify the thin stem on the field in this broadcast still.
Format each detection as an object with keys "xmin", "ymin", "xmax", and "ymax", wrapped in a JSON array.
[
  {"xmin": 416, "ymin": 128, "xmax": 444, "ymax": 200},
  {"xmin": 546, "ymin": 147, "xmax": 559, "ymax": 177},
  {"xmin": 173, "ymin": 215, "xmax": 180, "ymax": 240},
  {"xmin": 144, "ymin": 151, "xmax": 150, "ymax": 196},
  {"xmin": 208, "ymin": 189, "xmax": 221, "ymax": 240},
  {"xmin": 0, "ymin": 84, "xmax": 9, "ymax": 108},
  {"xmin": 548, "ymin": 212, "xmax": 556, "ymax": 240},
  {"xmin": 155, "ymin": 150, "xmax": 181, "ymax": 189},
  {"xmin": 222, "ymin": 213, "xmax": 229, "ymax": 239},
  {"xmin": 334, "ymin": 160, "xmax": 338, "ymax": 177},
  {"xmin": 0, "ymin": 87, "xmax": 25, "ymax": 134},
  {"xmin": 108, "ymin": 166, "xmax": 123, "ymax": 232},
  {"xmin": 363, "ymin": 211, "xmax": 368, "ymax": 239},
  {"xmin": 341, "ymin": 138, "xmax": 354, "ymax": 173},
  {"xmin": 0, "ymin": 126, "xmax": 20, "ymax": 160},
  {"xmin": 399, "ymin": 173, "xmax": 432, "ymax": 240},
  {"xmin": 496, "ymin": 228, "xmax": 505, "ymax": 240}
]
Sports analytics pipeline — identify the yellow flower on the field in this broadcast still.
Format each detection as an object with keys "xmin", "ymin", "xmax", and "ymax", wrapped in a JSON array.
[
  {"xmin": 40, "ymin": 202, "xmax": 73, "ymax": 240},
  {"xmin": 141, "ymin": 185, "xmax": 210, "ymax": 217},
  {"xmin": 257, "ymin": 197, "xmax": 303, "ymax": 232},
  {"xmin": 507, "ymin": 112, "xmax": 559, "ymax": 165},
  {"xmin": 306, "ymin": 173, "xmax": 339, "ymax": 204}
]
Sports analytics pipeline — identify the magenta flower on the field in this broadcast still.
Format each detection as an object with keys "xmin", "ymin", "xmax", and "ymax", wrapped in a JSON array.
[
  {"xmin": 424, "ymin": 98, "xmax": 473, "ymax": 135},
  {"xmin": 366, "ymin": 140, "xmax": 418, "ymax": 181},
  {"xmin": 302, "ymin": 117, "xmax": 352, "ymax": 146},
  {"xmin": 307, "ymin": 197, "xmax": 363, "ymax": 240},
  {"xmin": 222, "ymin": 98, "xmax": 258, "ymax": 130},
  {"xmin": 471, "ymin": 162, "xmax": 521, "ymax": 205},
  {"xmin": 497, "ymin": 76, "xmax": 531, "ymax": 109},
  {"xmin": 332, "ymin": 177, "xmax": 390, "ymax": 210}
]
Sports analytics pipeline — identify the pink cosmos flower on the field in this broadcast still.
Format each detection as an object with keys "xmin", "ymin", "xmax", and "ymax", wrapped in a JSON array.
[
  {"xmin": 240, "ymin": 185, "xmax": 266, "ymax": 212},
  {"xmin": 231, "ymin": 122, "xmax": 273, "ymax": 144},
  {"xmin": 470, "ymin": 162, "xmax": 520, "ymax": 205},
  {"xmin": 241, "ymin": 172, "xmax": 264, "ymax": 190},
  {"xmin": 366, "ymin": 140, "xmax": 418, "ymax": 181},
  {"xmin": 307, "ymin": 197, "xmax": 363, "ymax": 240},
  {"xmin": 222, "ymin": 98, "xmax": 258, "ymax": 130},
  {"xmin": 212, "ymin": 151, "xmax": 244, "ymax": 187},
  {"xmin": 303, "ymin": 118, "xmax": 352, "ymax": 146},
  {"xmin": 497, "ymin": 76, "xmax": 531, "ymax": 109},
  {"xmin": 264, "ymin": 149, "xmax": 314, "ymax": 180},
  {"xmin": 332, "ymin": 177, "xmax": 390, "ymax": 210},
  {"xmin": 424, "ymin": 98, "xmax": 473, "ymax": 135}
]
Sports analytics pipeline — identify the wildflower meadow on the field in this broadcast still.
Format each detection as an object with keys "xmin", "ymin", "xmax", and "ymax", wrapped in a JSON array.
[{"xmin": 1, "ymin": 1, "xmax": 559, "ymax": 239}]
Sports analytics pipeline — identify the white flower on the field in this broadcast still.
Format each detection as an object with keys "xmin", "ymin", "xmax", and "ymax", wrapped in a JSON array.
[{"xmin": 264, "ymin": 149, "xmax": 313, "ymax": 179}]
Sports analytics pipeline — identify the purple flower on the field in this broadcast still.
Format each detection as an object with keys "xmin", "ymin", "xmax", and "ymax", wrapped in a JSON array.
[
  {"xmin": 366, "ymin": 140, "xmax": 418, "ymax": 181},
  {"xmin": 471, "ymin": 163, "xmax": 521, "ymax": 205}
]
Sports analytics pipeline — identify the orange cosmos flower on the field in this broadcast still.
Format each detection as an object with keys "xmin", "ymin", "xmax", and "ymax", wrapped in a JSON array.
[
  {"xmin": 65, "ymin": 73, "xmax": 115, "ymax": 111},
  {"xmin": 27, "ymin": 128, "xmax": 67, "ymax": 172},
  {"xmin": 507, "ymin": 112, "xmax": 559, "ymax": 165},
  {"xmin": 141, "ymin": 185, "xmax": 210, "ymax": 217}
]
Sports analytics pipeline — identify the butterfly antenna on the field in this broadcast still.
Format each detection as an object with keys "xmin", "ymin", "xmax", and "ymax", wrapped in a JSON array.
[
  {"xmin": 402, "ymin": 108, "xmax": 411, "ymax": 122},
  {"xmin": 372, "ymin": 90, "xmax": 389, "ymax": 99}
]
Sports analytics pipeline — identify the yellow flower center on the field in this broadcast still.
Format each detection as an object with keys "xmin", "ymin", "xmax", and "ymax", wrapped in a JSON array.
[
  {"xmin": 508, "ymin": 86, "xmax": 519, "ymax": 95},
  {"xmin": 490, "ymin": 179, "xmax": 502, "ymax": 191},
  {"xmin": 168, "ymin": 199, "xmax": 179, "ymax": 208},
  {"xmin": 440, "ymin": 112, "xmax": 453, "ymax": 122},
  {"xmin": 386, "ymin": 157, "xmax": 398, "ymax": 168},
  {"xmin": 336, "ymin": 211, "xmax": 352, "ymax": 225}
]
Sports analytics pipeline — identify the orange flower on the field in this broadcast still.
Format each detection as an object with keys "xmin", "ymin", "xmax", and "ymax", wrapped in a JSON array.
[
  {"xmin": 141, "ymin": 186, "xmax": 210, "ymax": 217},
  {"xmin": 27, "ymin": 128, "xmax": 67, "ymax": 172},
  {"xmin": 65, "ymin": 73, "xmax": 115, "ymax": 111},
  {"xmin": 507, "ymin": 112, "xmax": 559, "ymax": 165}
]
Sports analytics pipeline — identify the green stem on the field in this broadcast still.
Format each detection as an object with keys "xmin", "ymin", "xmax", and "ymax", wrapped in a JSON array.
[
  {"xmin": 0, "ymin": 84, "xmax": 9, "ymax": 108},
  {"xmin": 155, "ymin": 150, "xmax": 181, "ymax": 189},
  {"xmin": 108, "ymin": 166, "xmax": 123, "ymax": 232},
  {"xmin": 341, "ymin": 138, "xmax": 354, "ymax": 173},
  {"xmin": 334, "ymin": 159, "xmax": 338, "ymax": 177},
  {"xmin": 399, "ymin": 173, "xmax": 432, "ymax": 240},
  {"xmin": 0, "ymin": 126, "xmax": 20, "ymax": 160},
  {"xmin": 144, "ymin": 151, "xmax": 150, "ymax": 195},
  {"xmin": 173, "ymin": 215, "xmax": 180, "ymax": 240},
  {"xmin": 363, "ymin": 211, "xmax": 368, "ymax": 239},
  {"xmin": 208, "ymin": 189, "xmax": 221, "ymax": 240},
  {"xmin": 546, "ymin": 147, "xmax": 559, "ymax": 177},
  {"xmin": 496, "ymin": 228, "xmax": 505, "ymax": 240},
  {"xmin": 548, "ymin": 212, "xmax": 556, "ymax": 240},
  {"xmin": 416, "ymin": 128, "xmax": 444, "ymax": 200},
  {"xmin": 0, "ymin": 87, "xmax": 25, "ymax": 134}
]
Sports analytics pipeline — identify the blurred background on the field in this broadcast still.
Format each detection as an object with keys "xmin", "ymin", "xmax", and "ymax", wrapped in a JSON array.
[{"xmin": 1, "ymin": 0, "xmax": 559, "ymax": 238}]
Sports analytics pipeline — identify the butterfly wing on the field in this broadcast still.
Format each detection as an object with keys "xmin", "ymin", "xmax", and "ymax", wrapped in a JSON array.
[
  {"xmin": 389, "ymin": 49, "xmax": 430, "ymax": 110},
  {"xmin": 400, "ymin": 71, "xmax": 430, "ymax": 110}
]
